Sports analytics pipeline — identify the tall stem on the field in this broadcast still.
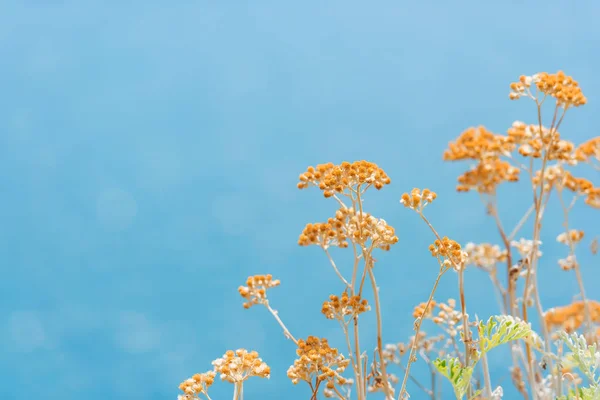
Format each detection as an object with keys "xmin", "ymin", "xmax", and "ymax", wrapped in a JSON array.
[
  {"xmin": 368, "ymin": 264, "xmax": 394, "ymax": 399},
  {"xmin": 398, "ymin": 268, "xmax": 446, "ymax": 400}
]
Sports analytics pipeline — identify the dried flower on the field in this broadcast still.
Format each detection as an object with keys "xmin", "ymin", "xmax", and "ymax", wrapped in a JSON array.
[
  {"xmin": 429, "ymin": 237, "xmax": 467, "ymax": 270},
  {"xmin": 178, "ymin": 371, "xmax": 216, "ymax": 400},
  {"xmin": 575, "ymin": 137, "xmax": 600, "ymax": 164},
  {"xmin": 299, "ymin": 207, "xmax": 398, "ymax": 251},
  {"xmin": 322, "ymin": 291, "xmax": 370, "ymax": 320},
  {"xmin": 508, "ymin": 122, "xmax": 578, "ymax": 164},
  {"xmin": 557, "ymin": 230, "xmax": 585, "ymax": 245},
  {"xmin": 464, "ymin": 242, "xmax": 508, "ymax": 270},
  {"xmin": 400, "ymin": 188, "xmax": 437, "ymax": 211},
  {"xmin": 543, "ymin": 301, "xmax": 600, "ymax": 333},
  {"xmin": 287, "ymin": 336, "xmax": 350, "ymax": 388},
  {"xmin": 510, "ymin": 71, "xmax": 587, "ymax": 107},
  {"xmin": 443, "ymin": 126, "xmax": 515, "ymax": 162},
  {"xmin": 238, "ymin": 274, "xmax": 281, "ymax": 309},
  {"xmin": 298, "ymin": 161, "xmax": 391, "ymax": 197},
  {"xmin": 212, "ymin": 349, "xmax": 270, "ymax": 383},
  {"xmin": 510, "ymin": 238, "xmax": 542, "ymax": 259}
]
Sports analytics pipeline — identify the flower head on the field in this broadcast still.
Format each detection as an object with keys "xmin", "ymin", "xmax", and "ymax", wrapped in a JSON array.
[
  {"xmin": 510, "ymin": 71, "xmax": 587, "ymax": 107},
  {"xmin": 429, "ymin": 237, "xmax": 467, "ymax": 271},
  {"xmin": 287, "ymin": 336, "xmax": 351, "ymax": 387},
  {"xmin": 298, "ymin": 161, "xmax": 391, "ymax": 197},
  {"xmin": 400, "ymin": 188, "xmax": 437, "ymax": 211},
  {"xmin": 322, "ymin": 291, "xmax": 370, "ymax": 321},
  {"xmin": 178, "ymin": 371, "xmax": 216, "ymax": 400},
  {"xmin": 299, "ymin": 207, "xmax": 398, "ymax": 251},
  {"xmin": 238, "ymin": 274, "xmax": 281, "ymax": 309},
  {"xmin": 212, "ymin": 349, "xmax": 270, "ymax": 383}
]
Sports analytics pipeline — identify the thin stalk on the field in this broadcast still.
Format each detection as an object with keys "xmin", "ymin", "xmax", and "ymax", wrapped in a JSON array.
[
  {"xmin": 398, "ymin": 267, "xmax": 447, "ymax": 400},
  {"xmin": 265, "ymin": 302, "xmax": 298, "ymax": 344},
  {"xmin": 368, "ymin": 265, "xmax": 394, "ymax": 399}
]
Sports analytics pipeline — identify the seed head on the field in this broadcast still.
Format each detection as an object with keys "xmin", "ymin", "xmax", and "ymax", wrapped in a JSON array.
[
  {"xmin": 238, "ymin": 274, "xmax": 281, "ymax": 309},
  {"xmin": 212, "ymin": 349, "xmax": 270, "ymax": 383},
  {"xmin": 298, "ymin": 161, "xmax": 391, "ymax": 197}
]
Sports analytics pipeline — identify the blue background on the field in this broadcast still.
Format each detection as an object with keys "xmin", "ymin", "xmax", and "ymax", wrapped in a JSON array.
[{"xmin": 1, "ymin": 1, "xmax": 599, "ymax": 399}]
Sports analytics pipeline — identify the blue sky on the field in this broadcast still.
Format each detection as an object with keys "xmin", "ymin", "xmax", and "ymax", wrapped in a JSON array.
[{"xmin": 1, "ymin": 1, "xmax": 600, "ymax": 399}]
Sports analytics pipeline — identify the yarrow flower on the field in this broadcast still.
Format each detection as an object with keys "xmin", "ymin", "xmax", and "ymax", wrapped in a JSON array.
[
  {"xmin": 464, "ymin": 242, "xmax": 508, "ymax": 270},
  {"xmin": 557, "ymin": 230, "xmax": 585, "ymax": 245},
  {"xmin": 287, "ymin": 336, "xmax": 351, "ymax": 389},
  {"xmin": 509, "ymin": 71, "xmax": 587, "ymax": 107},
  {"xmin": 429, "ymin": 237, "xmax": 468, "ymax": 271},
  {"xmin": 238, "ymin": 274, "xmax": 281, "ymax": 309},
  {"xmin": 321, "ymin": 291, "xmax": 370, "ymax": 321},
  {"xmin": 212, "ymin": 349, "xmax": 270, "ymax": 383},
  {"xmin": 178, "ymin": 371, "xmax": 216, "ymax": 400},
  {"xmin": 510, "ymin": 238, "xmax": 543, "ymax": 259},
  {"xmin": 544, "ymin": 301, "xmax": 600, "ymax": 334},
  {"xmin": 400, "ymin": 188, "xmax": 437, "ymax": 211},
  {"xmin": 298, "ymin": 207, "xmax": 398, "ymax": 251},
  {"xmin": 297, "ymin": 160, "xmax": 391, "ymax": 197}
]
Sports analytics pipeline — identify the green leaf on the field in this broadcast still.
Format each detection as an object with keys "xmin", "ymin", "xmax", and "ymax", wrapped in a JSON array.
[
  {"xmin": 478, "ymin": 315, "xmax": 540, "ymax": 354},
  {"xmin": 433, "ymin": 357, "xmax": 474, "ymax": 400}
]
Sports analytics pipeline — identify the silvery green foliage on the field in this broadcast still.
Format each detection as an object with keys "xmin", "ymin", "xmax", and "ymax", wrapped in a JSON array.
[
  {"xmin": 433, "ymin": 315, "xmax": 536, "ymax": 400},
  {"xmin": 479, "ymin": 315, "xmax": 541, "ymax": 353},
  {"xmin": 432, "ymin": 357, "xmax": 474, "ymax": 400},
  {"xmin": 555, "ymin": 331, "xmax": 600, "ymax": 399}
]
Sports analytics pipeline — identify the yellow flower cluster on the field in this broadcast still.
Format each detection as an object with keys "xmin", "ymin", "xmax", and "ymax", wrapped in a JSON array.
[
  {"xmin": 287, "ymin": 336, "xmax": 351, "ymax": 387},
  {"xmin": 544, "ymin": 301, "xmax": 600, "ymax": 333},
  {"xmin": 443, "ymin": 127, "xmax": 520, "ymax": 193},
  {"xmin": 400, "ymin": 188, "xmax": 437, "ymax": 211},
  {"xmin": 297, "ymin": 161, "xmax": 391, "ymax": 197},
  {"xmin": 429, "ymin": 237, "xmax": 467, "ymax": 270},
  {"xmin": 443, "ymin": 126, "xmax": 515, "ymax": 162},
  {"xmin": 212, "ymin": 349, "xmax": 271, "ymax": 383},
  {"xmin": 412, "ymin": 300, "xmax": 436, "ymax": 319},
  {"xmin": 298, "ymin": 207, "xmax": 398, "ymax": 251},
  {"xmin": 576, "ymin": 137, "xmax": 600, "ymax": 164},
  {"xmin": 507, "ymin": 122, "xmax": 577, "ymax": 164},
  {"xmin": 238, "ymin": 274, "xmax": 281, "ymax": 309},
  {"xmin": 510, "ymin": 71, "xmax": 587, "ymax": 107},
  {"xmin": 322, "ymin": 291, "xmax": 370, "ymax": 320},
  {"xmin": 464, "ymin": 242, "xmax": 508, "ymax": 270},
  {"xmin": 557, "ymin": 229, "xmax": 585, "ymax": 245},
  {"xmin": 178, "ymin": 371, "xmax": 216, "ymax": 400}
]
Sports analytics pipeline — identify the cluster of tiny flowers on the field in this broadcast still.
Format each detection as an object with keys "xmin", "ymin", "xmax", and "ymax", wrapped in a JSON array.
[
  {"xmin": 212, "ymin": 349, "xmax": 270, "ymax": 383},
  {"xmin": 442, "ymin": 126, "xmax": 521, "ymax": 193},
  {"xmin": 464, "ymin": 242, "xmax": 508, "ymax": 270},
  {"xmin": 297, "ymin": 217, "xmax": 348, "ymax": 249},
  {"xmin": 507, "ymin": 122, "xmax": 578, "ymax": 164},
  {"xmin": 297, "ymin": 161, "xmax": 391, "ymax": 197},
  {"xmin": 575, "ymin": 136, "xmax": 600, "ymax": 164},
  {"xmin": 558, "ymin": 254, "xmax": 578, "ymax": 271},
  {"xmin": 429, "ymin": 237, "xmax": 468, "ymax": 270},
  {"xmin": 557, "ymin": 229, "xmax": 585, "ymax": 245},
  {"xmin": 321, "ymin": 291, "xmax": 370, "ymax": 320},
  {"xmin": 238, "ymin": 274, "xmax": 280, "ymax": 309},
  {"xmin": 413, "ymin": 300, "xmax": 436, "ymax": 319},
  {"xmin": 432, "ymin": 299, "xmax": 463, "ymax": 337},
  {"xmin": 400, "ymin": 188, "xmax": 437, "ymax": 211},
  {"xmin": 510, "ymin": 238, "xmax": 543, "ymax": 259},
  {"xmin": 509, "ymin": 71, "xmax": 587, "ymax": 107},
  {"xmin": 544, "ymin": 301, "xmax": 600, "ymax": 334},
  {"xmin": 541, "ymin": 170, "xmax": 600, "ymax": 209},
  {"xmin": 443, "ymin": 126, "xmax": 515, "ymax": 162},
  {"xmin": 287, "ymin": 336, "xmax": 350, "ymax": 388},
  {"xmin": 456, "ymin": 159, "xmax": 520, "ymax": 193},
  {"xmin": 178, "ymin": 371, "xmax": 216, "ymax": 400},
  {"xmin": 299, "ymin": 207, "xmax": 398, "ymax": 251}
]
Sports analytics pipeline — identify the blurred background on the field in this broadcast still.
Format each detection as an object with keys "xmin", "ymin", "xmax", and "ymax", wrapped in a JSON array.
[{"xmin": 1, "ymin": 1, "xmax": 599, "ymax": 399}]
